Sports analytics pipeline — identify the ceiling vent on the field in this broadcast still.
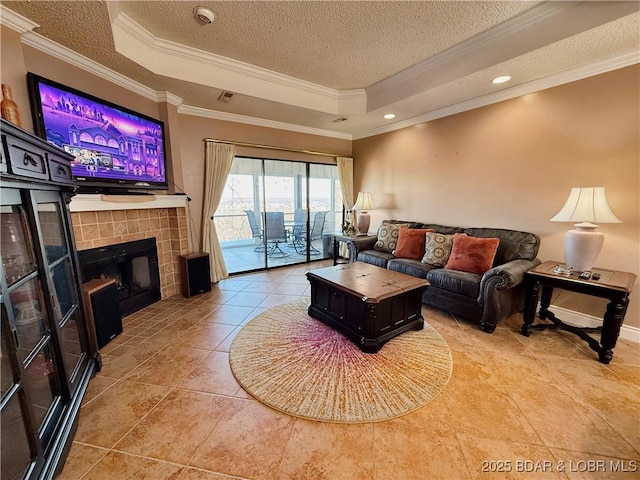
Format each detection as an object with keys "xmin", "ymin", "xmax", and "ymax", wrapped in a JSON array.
[
  {"xmin": 332, "ymin": 117, "xmax": 348, "ymax": 123},
  {"xmin": 217, "ymin": 91, "xmax": 234, "ymax": 103}
]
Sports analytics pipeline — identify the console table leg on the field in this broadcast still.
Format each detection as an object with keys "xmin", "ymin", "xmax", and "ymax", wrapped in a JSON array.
[
  {"xmin": 598, "ymin": 296, "xmax": 628, "ymax": 364},
  {"xmin": 522, "ymin": 280, "xmax": 539, "ymax": 337},
  {"xmin": 539, "ymin": 285, "xmax": 553, "ymax": 320}
]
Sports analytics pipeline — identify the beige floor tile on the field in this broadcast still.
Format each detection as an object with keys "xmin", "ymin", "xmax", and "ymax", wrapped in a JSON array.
[
  {"xmin": 189, "ymin": 398, "xmax": 296, "ymax": 479},
  {"xmin": 82, "ymin": 450, "xmax": 184, "ymax": 479},
  {"xmin": 115, "ymin": 390, "xmax": 232, "ymax": 464},
  {"xmin": 205, "ymin": 305, "xmax": 256, "ymax": 325},
  {"xmin": 179, "ymin": 351, "xmax": 243, "ymax": 396},
  {"xmin": 213, "ymin": 326, "xmax": 242, "ymax": 352},
  {"xmin": 544, "ymin": 359, "xmax": 640, "ymax": 452},
  {"xmin": 221, "ymin": 291, "xmax": 269, "ymax": 307},
  {"xmin": 241, "ymin": 281, "xmax": 279, "ymax": 294},
  {"xmin": 56, "ymin": 443, "xmax": 109, "ymax": 480},
  {"xmin": 257, "ymin": 294, "xmax": 302, "ymax": 309},
  {"xmin": 177, "ymin": 467, "xmax": 245, "ymax": 479},
  {"xmin": 509, "ymin": 382, "xmax": 637, "ymax": 458},
  {"xmin": 373, "ymin": 397, "xmax": 472, "ymax": 480},
  {"xmin": 457, "ymin": 433, "xmax": 570, "ymax": 479},
  {"xmin": 547, "ymin": 448, "xmax": 640, "ymax": 480},
  {"xmin": 169, "ymin": 322, "xmax": 237, "ymax": 351},
  {"xmin": 442, "ymin": 371, "xmax": 540, "ymax": 445},
  {"xmin": 98, "ymin": 342, "xmax": 167, "ymax": 379},
  {"xmin": 61, "ymin": 261, "xmax": 640, "ymax": 480},
  {"xmin": 124, "ymin": 346, "xmax": 210, "ymax": 387},
  {"xmin": 81, "ymin": 375, "xmax": 117, "ymax": 405},
  {"xmin": 75, "ymin": 380, "xmax": 168, "ymax": 448},
  {"xmin": 278, "ymin": 420, "xmax": 375, "ymax": 479}
]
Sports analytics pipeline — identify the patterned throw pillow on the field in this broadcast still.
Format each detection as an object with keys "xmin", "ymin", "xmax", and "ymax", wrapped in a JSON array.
[
  {"xmin": 421, "ymin": 232, "xmax": 455, "ymax": 267},
  {"xmin": 374, "ymin": 222, "xmax": 410, "ymax": 253}
]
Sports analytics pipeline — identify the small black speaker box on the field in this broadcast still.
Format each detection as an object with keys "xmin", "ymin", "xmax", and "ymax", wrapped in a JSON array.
[
  {"xmin": 83, "ymin": 278, "xmax": 122, "ymax": 349},
  {"xmin": 180, "ymin": 252, "xmax": 212, "ymax": 298}
]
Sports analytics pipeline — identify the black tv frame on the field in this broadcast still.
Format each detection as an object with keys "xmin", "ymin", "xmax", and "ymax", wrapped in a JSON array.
[{"xmin": 27, "ymin": 72, "xmax": 169, "ymax": 194}]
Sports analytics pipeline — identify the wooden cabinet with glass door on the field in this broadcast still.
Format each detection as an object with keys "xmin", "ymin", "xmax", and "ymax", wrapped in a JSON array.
[{"xmin": 1, "ymin": 119, "xmax": 101, "ymax": 480}]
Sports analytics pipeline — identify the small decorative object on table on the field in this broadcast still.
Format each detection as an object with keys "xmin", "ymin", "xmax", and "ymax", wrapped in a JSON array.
[
  {"xmin": 1, "ymin": 83, "xmax": 23, "ymax": 128},
  {"xmin": 342, "ymin": 217, "xmax": 356, "ymax": 236}
]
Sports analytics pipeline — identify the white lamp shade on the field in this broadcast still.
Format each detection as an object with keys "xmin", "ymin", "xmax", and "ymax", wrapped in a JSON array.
[
  {"xmin": 550, "ymin": 187, "xmax": 621, "ymax": 272},
  {"xmin": 352, "ymin": 192, "xmax": 374, "ymax": 212},
  {"xmin": 550, "ymin": 187, "xmax": 621, "ymax": 224}
]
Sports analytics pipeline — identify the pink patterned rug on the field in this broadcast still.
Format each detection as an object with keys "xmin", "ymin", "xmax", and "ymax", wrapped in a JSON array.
[{"xmin": 229, "ymin": 300, "xmax": 453, "ymax": 423}]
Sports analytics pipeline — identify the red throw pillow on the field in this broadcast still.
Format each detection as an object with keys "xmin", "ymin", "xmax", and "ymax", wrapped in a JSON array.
[
  {"xmin": 445, "ymin": 234, "xmax": 500, "ymax": 275},
  {"xmin": 393, "ymin": 227, "xmax": 434, "ymax": 260}
]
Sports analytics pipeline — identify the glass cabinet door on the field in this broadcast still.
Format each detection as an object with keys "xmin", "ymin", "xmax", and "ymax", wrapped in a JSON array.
[{"xmin": 31, "ymin": 190, "xmax": 88, "ymax": 391}]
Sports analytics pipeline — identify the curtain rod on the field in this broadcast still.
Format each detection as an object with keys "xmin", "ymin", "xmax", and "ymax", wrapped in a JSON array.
[{"xmin": 203, "ymin": 138, "xmax": 345, "ymax": 158}]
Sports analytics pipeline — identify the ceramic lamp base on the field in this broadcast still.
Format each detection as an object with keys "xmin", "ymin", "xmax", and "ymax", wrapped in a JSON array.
[
  {"xmin": 356, "ymin": 213, "xmax": 370, "ymax": 235},
  {"xmin": 564, "ymin": 223, "xmax": 604, "ymax": 272}
]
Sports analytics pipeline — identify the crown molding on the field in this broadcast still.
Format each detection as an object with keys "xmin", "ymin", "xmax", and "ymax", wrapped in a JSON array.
[
  {"xmin": 156, "ymin": 91, "xmax": 183, "ymax": 107},
  {"xmin": 14, "ymin": 27, "xmax": 349, "ymax": 141},
  {"xmin": 20, "ymin": 31, "xmax": 161, "ymax": 103},
  {"xmin": 111, "ymin": 12, "xmax": 366, "ymax": 115},
  {"xmin": 0, "ymin": 4, "xmax": 39, "ymax": 33},
  {"xmin": 179, "ymin": 105, "xmax": 352, "ymax": 141},
  {"xmin": 365, "ymin": 0, "xmax": 640, "ymax": 112},
  {"xmin": 354, "ymin": 51, "xmax": 640, "ymax": 140}
]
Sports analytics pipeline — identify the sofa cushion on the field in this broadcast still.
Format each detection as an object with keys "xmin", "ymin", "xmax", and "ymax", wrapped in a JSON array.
[
  {"xmin": 393, "ymin": 227, "xmax": 433, "ymax": 260},
  {"xmin": 387, "ymin": 258, "xmax": 437, "ymax": 279},
  {"xmin": 427, "ymin": 268, "xmax": 481, "ymax": 298},
  {"xmin": 374, "ymin": 221, "xmax": 410, "ymax": 253},
  {"xmin": 421, "ymin": 232, "xmax": 455, "ymax": 267},
  {"xmin": 445, "ymin": 233, "xmax": 500, "ymax": 275},
  {"xmin": 357, "ymin": 250, "xmax": 394, "ymax": 268}
]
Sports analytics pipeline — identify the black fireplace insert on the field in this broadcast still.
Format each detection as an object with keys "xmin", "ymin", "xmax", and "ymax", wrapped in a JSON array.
[{"xmin": 78, "ymin": 238, "xmax": 161, "ymax": 317}]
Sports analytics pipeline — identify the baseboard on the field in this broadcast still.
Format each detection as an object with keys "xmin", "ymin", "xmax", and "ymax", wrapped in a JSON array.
[{"xmin": 548, "ymin": 304, "xmax": 640, "ymax": 344}]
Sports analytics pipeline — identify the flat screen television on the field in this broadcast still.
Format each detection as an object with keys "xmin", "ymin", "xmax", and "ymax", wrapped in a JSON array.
[{"xmin": 27, "ymin": 72, "xmax": 169, "ymax": 193}]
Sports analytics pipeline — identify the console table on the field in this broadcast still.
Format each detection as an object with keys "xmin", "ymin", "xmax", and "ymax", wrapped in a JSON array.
[
  {"xmin": 332, "ymin": 234, "xmax": 376, "ymax": 265},
  {"xmin": 522, "ymin": 260, "xmax": 636, "ymax": 364}
]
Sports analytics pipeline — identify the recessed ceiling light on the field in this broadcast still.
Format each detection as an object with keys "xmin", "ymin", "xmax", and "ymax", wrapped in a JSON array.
[
  {"xmin": 492, "ymin": 75, "xmax": 511, "ymax": 84},
  {"xmin": 194, "ymin": 7, "xmax": 215, "ymax": 24},
  {"xmin": 383, "ymin": 113, "xmax": 396, "ymax": 120}
]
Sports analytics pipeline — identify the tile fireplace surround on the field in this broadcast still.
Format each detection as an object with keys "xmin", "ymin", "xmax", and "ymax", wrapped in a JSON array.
[{"xmin": 69, "ymin": 194, "xmax": 190, "ymax": 299}]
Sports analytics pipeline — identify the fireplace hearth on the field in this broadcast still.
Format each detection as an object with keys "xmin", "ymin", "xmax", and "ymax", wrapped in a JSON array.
[{"xmin": 78, "ymin": 238, "xmax": 161, "ymax": 317}]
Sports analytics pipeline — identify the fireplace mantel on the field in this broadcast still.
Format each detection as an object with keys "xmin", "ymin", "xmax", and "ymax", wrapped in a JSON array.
[{"xmin": 70, "ymin": 193, "xmax": 188, "ymax": 212}]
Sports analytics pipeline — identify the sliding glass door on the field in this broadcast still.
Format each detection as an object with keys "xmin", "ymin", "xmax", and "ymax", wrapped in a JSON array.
[{"xmin": 214, "ymin": 156, "xmax": 342, "ymax": 274}]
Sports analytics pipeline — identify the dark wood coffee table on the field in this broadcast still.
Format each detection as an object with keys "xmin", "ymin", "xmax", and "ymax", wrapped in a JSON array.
[{"xmin": 306, "ymin": 262, "xmax": 429, "ymax": 353}]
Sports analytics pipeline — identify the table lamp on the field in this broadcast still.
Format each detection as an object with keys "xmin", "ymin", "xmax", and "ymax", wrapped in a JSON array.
[
  {"xmin": 352, "ymin": 192, "xmax": 374, "ymax": 235},
  {"xmin": 550, "ymin": 187, "xmax": 621, "ymax": 272}
]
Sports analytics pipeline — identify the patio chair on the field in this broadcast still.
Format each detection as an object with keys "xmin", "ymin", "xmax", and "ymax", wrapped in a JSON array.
[
  {"xmin": 293, "ymin": 211, "xmax": 327, "ymax": 255},
  {"xmin": 244, "ymin": 210, "xmax": 264, "ymax": 251},
  {"xmin": 265, "ymin": 211, "xmax": 289, "ymax": 258}
]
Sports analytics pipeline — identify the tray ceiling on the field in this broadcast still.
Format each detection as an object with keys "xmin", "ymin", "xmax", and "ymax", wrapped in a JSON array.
[{"xmin": 2, "ymin": 1, "xmax": 639, "ymax": 139}]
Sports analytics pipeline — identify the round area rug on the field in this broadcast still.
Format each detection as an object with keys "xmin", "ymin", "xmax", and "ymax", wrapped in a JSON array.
[{"xmin": 229, "ymin": 300, "xmax": 453, "ymax": 423}]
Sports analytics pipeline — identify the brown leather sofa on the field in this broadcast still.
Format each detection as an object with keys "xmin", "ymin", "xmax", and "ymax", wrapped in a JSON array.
[{"xmin": 348, "ymin": 221, "xmax": 541, "ymax": 333}]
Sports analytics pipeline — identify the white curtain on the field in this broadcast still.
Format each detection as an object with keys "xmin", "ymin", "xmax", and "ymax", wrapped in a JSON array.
[
  {"xmin": 336, "ymin": 156, "xmax": 355, "ymax": 229},
  {"xmin": 202, "ymin": 141, "xmax": 236, "ymax": 282}
]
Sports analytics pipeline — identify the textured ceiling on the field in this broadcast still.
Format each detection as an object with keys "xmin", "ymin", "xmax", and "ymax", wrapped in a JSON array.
[{"xmin": 2, "ymin": 1, "xmax": 639, "ymax": 139}]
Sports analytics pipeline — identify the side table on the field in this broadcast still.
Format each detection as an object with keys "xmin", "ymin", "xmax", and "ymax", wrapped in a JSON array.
[
  {"xmin": 522, "ymin": 260, "xmax": 636, "ymax": 364},
  {"xmin": 332, "ymin": 234, "xmax": 377, "ymax": 265}
]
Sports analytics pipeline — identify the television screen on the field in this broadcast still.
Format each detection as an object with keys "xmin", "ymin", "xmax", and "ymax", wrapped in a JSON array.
[{"xmin": 27, "ymin": 73, "xmax": 168, "ymax": 192}]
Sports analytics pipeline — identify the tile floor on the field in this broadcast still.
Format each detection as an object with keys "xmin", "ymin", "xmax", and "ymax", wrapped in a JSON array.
[{"xmin": 59, "ymin": 261, "xmax": 640, "ymax": 479}]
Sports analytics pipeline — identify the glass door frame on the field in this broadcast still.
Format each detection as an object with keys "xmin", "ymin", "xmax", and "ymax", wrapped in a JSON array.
[{"xmin": 215, "ymin": 156, "xmax": 343, "ymax": 274}]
